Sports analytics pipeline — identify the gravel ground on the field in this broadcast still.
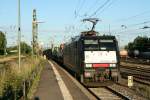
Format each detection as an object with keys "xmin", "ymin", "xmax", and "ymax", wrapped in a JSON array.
[
  {"xmin": 89, "ymin": 88, "xmax": 122, "ymax": 100},
  {"xmin": 113, "ymin": 78, "xmax": 149, "ymax": 100}
]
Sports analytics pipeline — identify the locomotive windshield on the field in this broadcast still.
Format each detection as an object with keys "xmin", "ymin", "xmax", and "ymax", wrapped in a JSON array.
[
  {"xmin": 84, "ymin": 45, "xmax": 99, "ymax": 50},
  {"xmin": 84, "ymin": 39, "xmax": 99, "ymax": 50},
  {"xmin": 84, "ymin": 40, "xmax": 98, "ymax": 44},
  {"xmin": 100, "ymin": 40, "xmax": 116, "ymax": 51},
  {"xmin": 84, "ymin": 39, "xmax": 117, "ymax": 51}
]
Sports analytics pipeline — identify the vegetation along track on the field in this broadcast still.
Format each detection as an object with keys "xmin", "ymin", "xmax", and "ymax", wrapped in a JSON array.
[{"xmin": 0, "ymin": 56, "xmax": 26, "ymax": 72}]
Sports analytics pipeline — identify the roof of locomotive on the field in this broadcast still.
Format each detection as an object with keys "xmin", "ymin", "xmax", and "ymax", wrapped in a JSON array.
[
  {"xmin": 81, "ymin": 30, "xmax": 98, "ymax": 36},
  {"xmin": 65, "ymin": 31, "xmax": 117, "ymax": 45},
  {"xmin": 79, "ymin": 31, "xmax": 116, "ymax": 41}
]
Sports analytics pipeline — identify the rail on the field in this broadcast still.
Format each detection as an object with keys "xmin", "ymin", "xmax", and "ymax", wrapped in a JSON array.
[
  {"xmin": 87, "ymin": 86, "xmax": 130, "ymax": 100},
  {"xmin": 120, "ymin": 65, "xmax": 150, "ymax": 85},
  {"xmin": 121, "ymin": 58, "xmax": 150, "ymax": 65}
]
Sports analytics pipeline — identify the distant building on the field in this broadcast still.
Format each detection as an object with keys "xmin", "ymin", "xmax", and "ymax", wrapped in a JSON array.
[{"xmin": 120, "ymin": 50, "xmax": 128, "ymax": 58}]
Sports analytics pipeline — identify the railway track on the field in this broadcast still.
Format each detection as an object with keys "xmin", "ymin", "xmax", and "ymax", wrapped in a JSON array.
[
  {"xmin": 87, "ymin": 82, "xmax": 148, "ymax": 100},
  {"xmin": 120, "ymin": 63, "xmax": 150, "ymax": 86},
  {"xmin": 88, "ymin": 86, "xmax": 129, "ymax": 100},
  {"xmin": 120, "ymin": 65, "xmax": 150, "ymax": 82},
  {"xmin": 54, "ymin": 60, "xmax": 147, "ymax": 100},
  {"xmin": 121, "ymin": 58, "xmax": 150, "ymax": 65}
]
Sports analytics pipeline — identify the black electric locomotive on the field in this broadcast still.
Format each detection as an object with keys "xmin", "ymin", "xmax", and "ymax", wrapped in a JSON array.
[{"xmin": 63, "ymin": 30, "xmax": 120, "ymax": 86}]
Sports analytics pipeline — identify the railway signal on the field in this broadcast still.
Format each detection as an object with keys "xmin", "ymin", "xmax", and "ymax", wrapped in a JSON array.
[{"xmin": 128, "ymin": 76, "xmax": 133, "ymax": 88}]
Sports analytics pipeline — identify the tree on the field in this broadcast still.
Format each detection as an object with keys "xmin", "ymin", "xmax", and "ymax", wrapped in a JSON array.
[
  {"xmin": 125, "ymin": 42, "xmax": 134, "ymax": 51},
  {"xmin": 20, "ymin": 42, "xmax": 32, "ymax": 54},
  {"xmin": 133, "ymin": 36, "xmax": 149, "ymax": 52},
  {"xmin": 7, "ymin": 42, "xmax": 32, "ymax": 55},
  {"xmin": 0, "ymin": 31, "xmax": 7, "ymax": 55},
  {"xmin": 125, "ymin": 36, "xmax": 150, "ymax": 57}
]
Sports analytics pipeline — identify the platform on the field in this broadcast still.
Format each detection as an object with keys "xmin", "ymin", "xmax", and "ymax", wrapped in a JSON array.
[{"xmin": 33, "ymin": 60, "xmax": 96, "ymax": 100}]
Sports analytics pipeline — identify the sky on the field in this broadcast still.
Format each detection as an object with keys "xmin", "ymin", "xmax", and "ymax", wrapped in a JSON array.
[{"xmin": 0, "ymin": 0, "xmax": 150, "ymax": 48}]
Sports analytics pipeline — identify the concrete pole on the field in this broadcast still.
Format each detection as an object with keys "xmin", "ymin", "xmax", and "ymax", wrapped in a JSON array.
[
  {"xmin": 109, "ymin": 24, "xmax": 111, "ymax": 35},
  {"xmin": 117, "ymin": 35, "xmax": 120, "ymax": 49},
  {"xmin": 18, "ymin": 0, "xmax": 21, "ymax": 71}
]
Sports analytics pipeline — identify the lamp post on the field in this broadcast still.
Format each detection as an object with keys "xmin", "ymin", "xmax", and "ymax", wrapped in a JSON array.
[
  {"xmin": 117, "ymin": 35, "xmax": 120, "ymax": 49},
  {"xmin": 18, "ymin": 0, "xmax": 21, "ymax": 71}
]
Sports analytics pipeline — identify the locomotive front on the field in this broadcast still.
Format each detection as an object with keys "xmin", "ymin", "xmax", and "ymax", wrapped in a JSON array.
[{"xmin": 81, "ymin": 34, "xmax": 120, "ymax": 86}]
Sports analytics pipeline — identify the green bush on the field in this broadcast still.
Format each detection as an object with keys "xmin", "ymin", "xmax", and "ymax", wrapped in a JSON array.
[
  {"xmin": 0, "ymin": 31, "xmax": 7, "ymax": 55},
  {"xmin": 0, "ymin": 56, "xmax": 43, "ymax": 99},
  {"xmin": 7, "ymin": 42, "xmax": 32, "ymax": 55}
]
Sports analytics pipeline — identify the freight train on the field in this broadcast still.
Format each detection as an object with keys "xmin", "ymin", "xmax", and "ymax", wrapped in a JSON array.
[
  {"xmin": 44, "ymin": 18, "xmax": 120, "ymax": 86},
  {"xmin": 44, "ymin": 31, "xmax": 120, "ymax": 87},
  {"xmin": 119, "ymin": 49, "xmax": 150, "ymax": 60}
]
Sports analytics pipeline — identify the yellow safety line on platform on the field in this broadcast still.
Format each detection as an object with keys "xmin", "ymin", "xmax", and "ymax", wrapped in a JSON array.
[{"xmin": 48, "ymin": 61, "xmax": 73, "ymax": 100}]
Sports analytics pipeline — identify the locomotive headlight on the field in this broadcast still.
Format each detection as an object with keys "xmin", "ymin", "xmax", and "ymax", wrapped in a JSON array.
[
  {"xmin": 110, "ymin": 64, "xmax": 116, "ymax": 67},
  {"xmin": 110, "ymin": 64, "xmax": 112, "ymax": 67},
  {"xmin": 86, "ymin": 64, "xmax": 92, "ymax": 68},
  {"xmin": 112, "ymin": 64, "xmax": 116, "ymax": 67}
]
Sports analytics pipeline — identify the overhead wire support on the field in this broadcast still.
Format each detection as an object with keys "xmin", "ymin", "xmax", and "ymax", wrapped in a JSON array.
[
  {"xmin": 84, "ymin": 0, "xmax": 100, "ymax": 16},
  {"xmin": 109, "ymin": 20, "xmax": 150, "ymax": 33},
  {"xmin": 32, "ymin": 9, "xmax": 44, "ymax": 56},
  {"xmin": 74, "ymin": 0, "xmax": 81, "ymax": 18},
  {"xmin": 18, "ymin": 0, "xmax": 21, "ymax": 71},
  {"xmin": 130, "ymin": 20, "xmax": 150, "ymax": 27},
  {"xmin": 32, "ymin": 9, "xmax": 38, "ymax": 56},
  {"xmin": 74, "ymin": 0, "xmax": 86, "ymax": 19},
  {"xmin": 89, "ymin": 0, "xmax": 111, "ymax": 17},
  {"xmin": 114, "ymin": 20, "xmax": 150, "ymax": 34},
  {"xmin": 116, "ymin": 10, "xmax": 150, "ymax": 22},
  {"xmin": 95, "ymin": 0, "xmax": 116, "ymax": 17}
]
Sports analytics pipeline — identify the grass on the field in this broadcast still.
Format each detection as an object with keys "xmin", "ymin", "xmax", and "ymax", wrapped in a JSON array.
[
  {"xmin": 0, "ymin": 72, "xmax": 6, "ymax": 97},
  {"xmin": 0, "ymin": 54, "xmax": 18, "ymax": 58},
  {"xmin": 0, "ymin": 55, "xmax": 45, "ymax": 99},
  {"xmin": 135, "ymin": 84, "xmax": 150, "ymax": 99},
  {"xmin": 27, "ymin": 74, "xmax": 41, "ymax": 100},
  {"xmin": 27, "ymin": 59, "xmax": 47, "ymax": 99}
]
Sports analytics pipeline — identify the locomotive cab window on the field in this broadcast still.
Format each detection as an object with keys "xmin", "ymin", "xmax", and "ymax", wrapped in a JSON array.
[
  {"xmin": 84, "ymin": 39, "xmax": 99, "ymax": 50},
  {"xmin": 84, "ymin": 40, "xmax": 98, "ymax": 44},
  {"xmin": 99, "ymin": 40, "xmax": 116, "ymax": 51}
]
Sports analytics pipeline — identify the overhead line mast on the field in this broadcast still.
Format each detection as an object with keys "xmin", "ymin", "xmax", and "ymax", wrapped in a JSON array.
[
  {"xmin": 18, "ymin": 0, "xmax": 21, "ymax": 71},
  {"xmin": 32, "ymin": 9, "xmax": 38, "ymax": 55},
  {"xmin": 32, "ymin": 9, "xmax": 44, "ymax": 56}
]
